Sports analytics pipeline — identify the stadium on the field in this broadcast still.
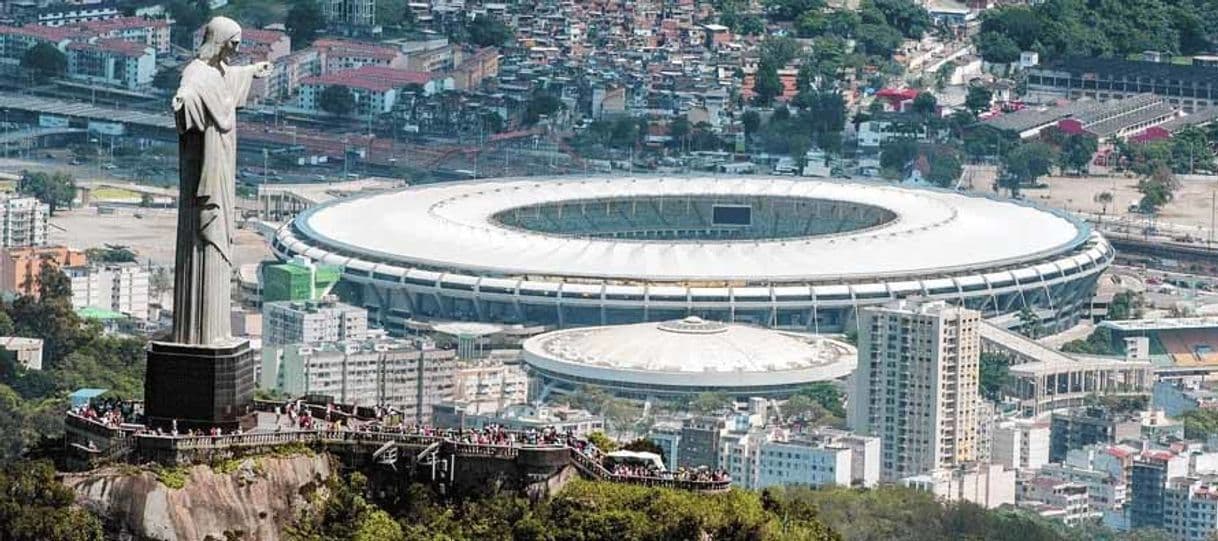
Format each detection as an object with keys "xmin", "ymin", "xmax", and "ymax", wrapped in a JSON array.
[
  {"xmin": 270, "ymin": 176, "xmax": 1114, "ymax": 332},
  {"xmin": 521, "ymin": 316, "xmax": 856, "ymax": 399}
]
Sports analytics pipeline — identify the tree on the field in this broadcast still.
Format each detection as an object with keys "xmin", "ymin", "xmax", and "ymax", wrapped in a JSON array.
[
  {"xmin": 585, "ymin": 431, "xmax": 618, "ymax": 452},
  {"xmin": 0, "ymin": 461, "xmax": 104, "ymax": 541},
  {"xmin": 1000, "ymin": 141, "xmax": 1057, "ymax": 196},
  {"xmin": 319, "ymin": 85, "xmax": 355, "ymax": 116},
  {"xmin": 1108, "ymin": 291, "xmax": 1142, "ymax": 321},
  {"xmin": 866, "ymin": 0, "xmax": 932, "ymax": 39},
  {"xmin": 18, "ymin": 171, "xmax": 75, "ymax": 214},
  {"xmin": 855, "ymin": 23, "xmax": 904, "ymax": 57},
  {"xmin": 926, "ymin": 147, "xmax": 963, "ymax": 187},
  {"xmin": 1017, "ymin": 306, "xmax": 1041, "ymax": 338},
  {"xmin": 880, "ymin": 139, "xmax": 919, "ymax": 177},
  {"xmin": 166, "ymin": 0, "xmax": 209, "ymax": 48},
  {"xmin": 376, "ymin": 0, "xmax": 416, "ymax": 30},
  {"xmin": 285, "ymin": 0, "xmax": 324, "ymax": 48},
  {"xmin": 911, "ymin": 92, "xmax": 937, "ymax": 116},
  {"xmin": 965, "ymin": 86, "xmax": 993, "ymax": 114},
  {"xmin": 690, "ymin": 391, "xmax": 733, "ymax": 414},
  {"xmin": 760, "ymin": 36, "xmax": 801, "ymax": 68},
  {"xmin": 1137, "ymin": 165, "xmax": 1179, "ymax": 214},
  {"xmin": 621, "ymin": 438, "xmax": 665, "ymax": 463},
  {"xmin": 1096, "ymin": 191, "xmax": 1114, "ymax": 214},
  {"xmin": 464, "ymin": 14, "xmax": 514, "ymax": 47},
  {"xmin": 974, "ymin": 31, "xmax": 1021, "ymax": 64},
  {"xmin": 669, "ymin": 116, "xmax": 691, "ymax": 150},
  {"xmin": 20, "ymin": 43, "xmax": 66, "ymax": 83},
  {"xmin": 1058, "ymin": 134, "xmax": 1098, "ymax": 175},
  {"xmin": 979, "ymin": 353, "xmax": 1011, "ymax": 401},
  {"xmin": 742, "ymin": 110, "xmax": 762, "ymax": 138},
  {"xmin": 85, "ymin": 245, "xmax": 137, "ymax": 263},
  {"xmin": 753, "ymin": 62, "xmax": 783, "ymax": 106},
  {"xmin": 524, "ymin": 92, "xmax": 562, "ymax": 125},
  {"xmin": 763, "ymin": 0, "xmax": 826, "ymax": 21},
  {"xmin": 795, "ymin": 382, "xmax": 845, "ymax": 417}
]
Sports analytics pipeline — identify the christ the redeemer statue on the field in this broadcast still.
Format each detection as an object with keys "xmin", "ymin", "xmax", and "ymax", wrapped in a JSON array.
[{"xmin": 171, "ymin": 16, "xmax": 272, "ymax": 345}]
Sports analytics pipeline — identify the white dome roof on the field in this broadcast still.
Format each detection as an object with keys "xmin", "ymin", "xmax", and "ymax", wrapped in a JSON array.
[{"xmin": 522, "ymin": 318, "xmax": 856, "ymax": 390}]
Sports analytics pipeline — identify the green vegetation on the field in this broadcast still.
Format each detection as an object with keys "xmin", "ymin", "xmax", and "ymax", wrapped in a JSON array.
[
  {"xmin": 18, "ymin": 171, "xmax": 75, "ymax": 215},
  {"xmin": 585, "ymin": 431, "xmax": 617, "ymax": 453},
  {"xmin": 690, "ymin": 391, "xmax": 734, "ymax": 414},
  {"xmin": 0, "ymin": 264, "xmax": 146, "ymax": 460},
  {"xmin": 455, "ymin": 14, "xmax": 515, "ymax": 47},
  {"xmin": 285, "ymin": 0, "xmax": 324, "ymax": 48},
  {"xmin": 974, "ymin": 0, "xmax": 1218, "ymax": 63},
  {"xmin": 320, "ymin": 85, "xmax": 356, "ymax": 117},
  {"xmin": 167, "ymin": 0, "xmax": 211, "ymax": 48},
  {"xmin": 1136, "ymin": 165, "xmax": 1180, "ymax": 214},
  {"xmin": 999, "ymin": 141, "xmax": 1058, "ymax": 196},
  {"xmin": 20, "ymin": 43, "xmax": 66, "ymax": 83},
  {"xmin": 1061, "ymin": 326, "xmax": 1121, "ymax": 356},
  {"xmin": 979, "ymin": 352, "xmax": 1012, "ymax": 402},
  {"xmin": 85, "ymin": 245, "xmax": 138, "ymax": 264},
  {"xmin": 152, "ymin": 465, "xmax": 191, "ymax": 490},
  {"xmin": 0, "ymin": 460, "xmax": 104, "ymax": 541},
  {"xmin": 1180, "ymin": 409, "xmax": 1218, "ymax": 440}
]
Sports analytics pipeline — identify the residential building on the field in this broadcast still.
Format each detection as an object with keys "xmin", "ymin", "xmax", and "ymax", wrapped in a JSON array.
[
  {"xmin": 0, "ymin": 245, "xmax": 86, "ymax": 297},
  {"xmin": 857, "ymin": 112, "xmax": 932, "ymax": 149},
  {"xmin": 992, "ymin": 418, "xmax": 1051, "ymax": 472},
  {"xmin": 76, "ymin": 16, "xmax": 170, "ymax": 54},
  {"xmin": 269, "ymin": 48, "xmax": 321, "ymax": 101},
  {"xmin": 1049, "ymin": 407, "xmax": 1143, "ymax": 462},
  {"xmin": 298, "ymin": 66, "xmax": 436, "ymax": 116},
  {"xmin": 0, "ymin": 195, "xmax": 49, "ymax": 248},
  {"xmin": 1020, "ymin": 477, "xmax": 1101, "ymax": 526},
  {"xmin": 850, "ymin": 300, "xmax": 982, "ymax": 481},
  {"xmin": 902, "ymin": 463, "xmax": 1017, "ymax": 509},
  {"xmin": 449, "ymin": 357, "xmax": 528, "ymax": 414},
  {"xmin": 260, "ymin": 337, "xmax": 456, "ymax": 422},
  {"xmin": 65, "ymin": 262, "xmax": 151, "ymax": 320},
  {"xmin": 1040, "ymin": 462, "xmax": 1128, "ymax": 513},
  {"xmin": 1163, "ymin": 476, "xmax": 1218, "ymax": 541},
  {"xmin": 33, "ymin": 4, "xmax": 120, "ymax": 27},
  {"xmin": 65, "ymin": 37, "xmax": 155, "ymax": 90},
  {"xmin": 0, "ymin": 336, "xmax": 43, "ymax": 370},
  {"xmin": 312, "ymin": 38, "xmax": 406, "ymax": 72},
  {"xmin": 432, "ymin": 402, "xmax": 604, "ymax": 434},
  {"xmin": 648, "ymin": 423, "xmax": 683, "ymax": 471},
  {"xmin": 262, "ymin": 298, "xmax": 368, "ymax": 346},
  {"xmin": 0, "ymin": 25, "xmax": 74, "ymax": 73},
  {"xmin": 679, "ymin": 416, "xmax": 728, "ymax": 469},
  {"xmin": 322, "ymin": 0, "xmax": 375, "ymax": 29},
  {"xmin": 1154, "ymin": 380, "xmax": 1218, "ymax": 417},
  {"xmin": 1130, "ymin": 449, "xmax": 1190, "ymax": 530}
]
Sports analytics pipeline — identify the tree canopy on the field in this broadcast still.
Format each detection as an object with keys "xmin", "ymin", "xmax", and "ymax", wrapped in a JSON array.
[
  {"xmin": 319, "ymin": 85, "xmax": 356, "ymax": 116},
  {"xmin": 18, "ymin": 171, "xmax": 75, "ymax": 214},
  {"xmin": 285, "ymin": 0, "xmax": 324, "ymax": 48},
  {"xmin": 20, "ymin": 43, "xmax": 66, "ymax": 83}
]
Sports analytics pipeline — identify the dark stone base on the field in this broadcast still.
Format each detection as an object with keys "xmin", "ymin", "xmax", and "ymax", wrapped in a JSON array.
[{"xmin": 143, "ymin": 340, "xmax": 256, "ymax": 432}]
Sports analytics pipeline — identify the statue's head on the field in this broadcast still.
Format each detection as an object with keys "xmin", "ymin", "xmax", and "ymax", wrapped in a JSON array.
[{"xmin": 197, "ymin": 16, "xmax": 242, "ymax": 63}]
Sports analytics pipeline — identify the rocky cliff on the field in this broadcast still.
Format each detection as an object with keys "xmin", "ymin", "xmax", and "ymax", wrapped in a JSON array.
[{"xmin": 63, "ymin": 453, "xmax": 333, "ymax": 541}]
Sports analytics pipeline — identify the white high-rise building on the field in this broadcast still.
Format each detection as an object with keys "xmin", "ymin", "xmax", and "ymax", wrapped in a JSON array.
[
  {"xmin": 992, "ymin": 419, "xmax": 1051, "ymax": 472},
  {"xmin": 66, "ymin": 262, "xmax": 151, "ymax": 319},
  {"xmin": 850, "ymin": 300, "xmax": 982, "ymax": 481},
  {"xmin": 260, "ymin": 337, "xmax": 457, "ymax": 422},
  {"xmin": 262, "ymin": 298, "xmax": 368, "ymax": 346},
  {"xmin": 0, "ymin": 195, "xmax": 49, "ymax": 248}
]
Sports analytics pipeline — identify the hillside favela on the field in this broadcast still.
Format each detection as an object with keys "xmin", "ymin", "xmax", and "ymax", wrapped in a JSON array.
[{"xmin": 1, "ymin": 0, "xmax": 1218, "ymax": 539}]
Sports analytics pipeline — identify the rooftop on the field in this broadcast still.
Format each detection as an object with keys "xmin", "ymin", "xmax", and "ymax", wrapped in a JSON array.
[
  {"xmin": 1037, "ymin": 57, "xmax": 1218, "ymax": 85},
  {"xmin": 301, "ymin": 65, "xmax": 430, "ymax": 92}
]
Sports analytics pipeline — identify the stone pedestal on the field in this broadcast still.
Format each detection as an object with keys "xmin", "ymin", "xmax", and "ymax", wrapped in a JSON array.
[{"xmin": 143, "ymin": 340, "xmax": 256, "ymax": 432}]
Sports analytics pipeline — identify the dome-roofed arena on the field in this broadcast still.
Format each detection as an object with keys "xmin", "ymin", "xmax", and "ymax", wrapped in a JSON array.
[
  {"xmin": 271, "ymin": 176, "xmax": 1113, "ymax": 332},
  {"xmin": 521, "ymin": 316, "xmax": 857, "ymax": 398}
]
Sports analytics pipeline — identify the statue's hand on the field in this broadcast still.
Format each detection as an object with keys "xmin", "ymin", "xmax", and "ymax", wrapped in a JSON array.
[
  {"xmin": 172, "ymin": 94, "xmax": 185, "ymax": 111},
  {"xmin": 253, "ymin": 61, "xmax": 273, "ymax": 78}
]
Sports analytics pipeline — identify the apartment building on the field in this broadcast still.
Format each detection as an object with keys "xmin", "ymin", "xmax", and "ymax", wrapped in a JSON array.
[
  {"xmin": 260, "ymin": 337, "xmax": 457, "ymax": 422},
  {"xmin": 849, "ymin": 300, "xmax": 982, "ymax": 481},
  {"xmin": 65, "ymin": 262, "xmax": 151, "ymax": 320},
  {"xmin": 65, "ymin": 37, "xmax": 154, "ymax": 90},
  {"xmin": 0, "ymin": 195, "xmax": 49, "ymax": 248},
  {"xmin": 0, "ymin": 245, "xmax": 85, "ymax": 297},
  {"xmin": 992, "ymin": 418, "xmax": 1051, "ymax": 472},
  {"xmin": 450, "ymin": 357, "xmax": 528, "ymax": 414},
  {"xmin": 262, "ymin": 298, "xmax": 368, "ymax": 346}
]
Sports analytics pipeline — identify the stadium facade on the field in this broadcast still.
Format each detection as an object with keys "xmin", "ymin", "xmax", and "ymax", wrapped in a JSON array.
[
  {"xmin": 521, "ymin": 316, "xmax": 857, "ymax": 399},
  {"xmin": 271, "ymin": 176, "xmax": 1114, "ymax": 333}
]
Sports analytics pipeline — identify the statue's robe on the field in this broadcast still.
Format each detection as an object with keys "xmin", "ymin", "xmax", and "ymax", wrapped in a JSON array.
[{"xmin": 171, "ymin": 58, "xmax": 256, "ymax": 345}]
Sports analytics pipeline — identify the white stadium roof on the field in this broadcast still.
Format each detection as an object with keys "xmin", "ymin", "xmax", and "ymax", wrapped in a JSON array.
[
  {"xmin": 522, "ymin": 316, "xmax": 856, "ymax": 389},
  {"xmin": 296, "ymin": 176, "xmax": 1090, "ymax": 282}
]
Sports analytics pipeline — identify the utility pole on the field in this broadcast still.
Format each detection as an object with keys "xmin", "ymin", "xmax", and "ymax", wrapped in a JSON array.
[{"xmin": 1210, "ymin": 190, "xmax": 1215, "ymax": 247}]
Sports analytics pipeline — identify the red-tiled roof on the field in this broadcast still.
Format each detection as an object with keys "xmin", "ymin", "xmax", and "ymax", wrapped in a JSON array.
[
  {"xmin": 302, "ymin": 65, "xmax": 429, "ymax": 92},
  {"xmin": 67, "ymin": 38, "xmax": 150, "ymax": 57},
  {"xmin": 314, "ymin": 38, "xmax": 399, "ymax": 60},
  {"xmin": 0, "ymin": 24, "xmax": 78, "ymax": 41},
  {"xmin": 78, "ymin": 16, "xmax": 168, "ymax": 33},
  {"xmin": 242, "ymin": 28, "xmax": 286, "ymax": 45}
]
